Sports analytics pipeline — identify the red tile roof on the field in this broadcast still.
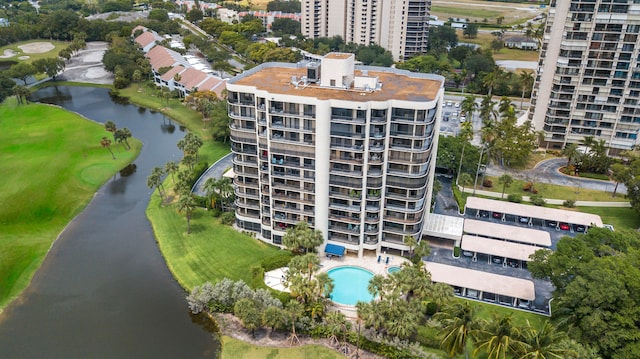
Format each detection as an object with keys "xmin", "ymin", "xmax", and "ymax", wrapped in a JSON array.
[
  {"xmin": 145, "ymin": 46, "xmax": 188, "ymax": 71},
  {"xmin": 160, "ymin": 66, "xmax": 186, "ymax": 82}
]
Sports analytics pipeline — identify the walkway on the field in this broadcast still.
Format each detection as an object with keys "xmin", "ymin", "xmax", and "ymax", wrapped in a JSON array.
[
  {"xmin": 460, "ymin": 187, "xmax": 630, "ymax": 207},
  {"xmin": 192, "ymin": 153, "xmax": 233, "ymax": 196}
]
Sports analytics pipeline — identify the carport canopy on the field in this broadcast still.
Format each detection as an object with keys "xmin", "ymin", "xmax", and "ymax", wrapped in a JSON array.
[
  {"xmin": 461, "ymin": 235, "xmax": 542, "ymax": 261},
  {"xmin": 425, "ymin": 261, "xmax": 536, "ymax": 300},
  {"xmin": 422, "ymin": 213, "xmax": 464, "ymax": 240},
  {"xmin": 465, "ymin": 197, "xmax": 603, "ymax": 227},
  {"xmin": 325, "ymin": 243, "xmax": 345, "ymax": 257},
  {"xmin": 464, "ymin": 219, "xmax": 551, "ymax": 247}
]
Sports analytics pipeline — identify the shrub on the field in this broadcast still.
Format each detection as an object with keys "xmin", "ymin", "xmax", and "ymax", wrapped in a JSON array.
[
  {"xmin": 530, "ymin": 194, "xmax": 546, "ymax": 206},
  {"xmin": 260, "ymin": 252, "xmax": 293, "ymax": 272},
  {"xmin": 220, "ymin": 211, "xmax": 235, "ymax": 225},
  {"xmin": 507, "ymin": 194, "xmax": 522, "ymax": 203},
  {"xmin": 563, "ymin": 199, "xmax": 576, "ymax": 208},
  {"xmin": 210, "ymin": 208, "xmax": 222, "ymax": 217},
  {"xmin": 482, "ymin": 179, "xmax": 493, "ymax": 188}
]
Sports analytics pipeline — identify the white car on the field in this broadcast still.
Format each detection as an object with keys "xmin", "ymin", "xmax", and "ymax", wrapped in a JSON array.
[
  {"xmin": 460, "ymin": 116, "xmax": 466, "ymax": 123},
  {"xmin": 451, "ymin": 111, "xmax": 458, "ymax": 117},
  {"xmin": 454, "ymin": 102, "xmax": 460, "ymax": 108},
  {"xmin": 446, "ymin": 101, "xmax": 452, "ymax": 107}
]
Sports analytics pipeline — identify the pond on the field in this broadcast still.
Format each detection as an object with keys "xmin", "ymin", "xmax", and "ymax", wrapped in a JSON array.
[{"xmin": 0, "ymin": 86, "xmax": 220, "ymax": 358}]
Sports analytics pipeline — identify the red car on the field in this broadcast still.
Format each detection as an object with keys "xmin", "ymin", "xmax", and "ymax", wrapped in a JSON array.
[
  {"xmin": 492, "ymin": 212, "xmax": 502, "ymax": 219},
  {"xmin": 559, "ymin": 223, "xmax": 570, "ymax": 231}
]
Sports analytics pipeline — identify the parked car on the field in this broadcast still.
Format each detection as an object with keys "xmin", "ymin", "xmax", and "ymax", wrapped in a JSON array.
[
  {"xmin": 604, "ymin": 224, "xmax": 615, "ymax": 231},
  {"xmin": 446, "ymin": 101, "xmax": 452, "ymax": 107},
  {"xmin": 575, "ymin": 225, "xmax": 586, "ymax": 232},
  {"xmin": 492, "ymin": 256, "xmax": 503, "ymax": 264},
  {"xmin": 460, "ymin": 116, "xmax": 466, "ymax": 122},
  {"xmin": 492, "ymin": 212, "xmax": 502, "ymax": 219},
  {"xmin": 454, "ymin": 102, "xmax": 460, "ymax": 108},
  {"xmin": 559, "ymin": 223, "xmax": 570, "ymax": 231},
  {"xmin": 519, "ymin": 216, "xmax": 529, "ymax": 223},
  {"xmin": 507, "ymin": 259, "xmax": 519, "ymax": 268},
  {"xmin": 518, "ymin": 300, "xmax": 531, "ymax": 309},
  {"xmin": 547, "ymin": 221, "xmax": 557, "ymax": 227},
  {"xmin": 462, "ymin": 251, "xmax": 474, "ymax": 257}
]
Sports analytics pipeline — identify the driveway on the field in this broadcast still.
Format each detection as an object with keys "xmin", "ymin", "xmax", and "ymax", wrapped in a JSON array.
[{"xmin": 192, "ymin": 153, "xmax": 233, "ymax": 196}]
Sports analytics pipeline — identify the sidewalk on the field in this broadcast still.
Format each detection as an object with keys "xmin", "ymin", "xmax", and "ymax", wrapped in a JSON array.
[{"xmin": 460, "ymin": 186, "xmax": 631, "ymax": 208}]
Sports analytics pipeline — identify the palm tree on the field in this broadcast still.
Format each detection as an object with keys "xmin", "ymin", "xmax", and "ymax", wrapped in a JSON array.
[
  {"xmin": 435, "ymin": 301, "xmax": 478, "ymax": 359},
  {"xmin": 12, "ymin": 85, "xmax": 30, "ymax": 105},
  {"xmin": 429, "ymin": 282, "xmax": 454, "ymax": 313},
  {"xmin": 517, "ymin": 320, "xmax": 572, "ymax": 359},
  {"xmin": 519, "ymin": 70, "xmax": 535, "ymax": 110},
  {"xmin": 367, "ymin": 274, "xmax": 387, "ymax": 300},
  {"xmin": 474, "ymin": 314, "xmax": 524, "ymax": 359},
  {"xmin": 261, "ymin": 306, "xmax": 285, "ymax": 339},
  {"xmin": 480, "ymin": 94, "xmax": 498, "ymax": 127},
  {"xmin": 461, "ymin": 95, "xmax": 478, "ymax": 118},
  {"xmin": 104, "ymin": 120, "xmax": 117, "ymax": 139},
  {"xmin": 285, "ymin": 300, "xmax": 304, "ymax": 346},
  {"xmin": 164, "ymin": 161, "xmax": 179, "ymax": 184},
  {"xmin": 147, "ymin": 173, "xmax": 165, "ymax": 202},
  {"xmin": 482, "ymin": 68, "xmax": 504, "ymax": 97},
  {"xmin": 403, "ymin": 234, "xmax": 417, "ymax": 258},
  {"xmin": 121, "ymin": 127, "xmax": 132, "ymax": 150},
  {"xmin": 177, "ymin": 193, "xmax": 197, "ymax": 234},
  {"xmin": 458, "ymin": 172, "xmax": 473, "ymax": 192},
  {"xmin": 610, "ymin": 163, "xmax": 630, "ymax": 197},
  {"xmin": 498, "ymin": 173, "xmax": 513, "ymax": 199},
  {"xmin": 562, "ymin": 143, "xmax": 580, "ymax": 169},
  {"xmin": 203, "ymin": 177, "xmax": 221, "ymax": 209},
  {"xmin": 498, "ymin": 96, "xmax": 513, "ymax": 117},
  {"xmin": 100, "ymin": 136, "xmax": 115, "ymax": 159},
  {"xmin": 181, "ymin": 154, "xmax": 196, "ymax": 172},
  {"xmin": 457, "ymin": 120, "xmax": 474, "ymax": 178}
]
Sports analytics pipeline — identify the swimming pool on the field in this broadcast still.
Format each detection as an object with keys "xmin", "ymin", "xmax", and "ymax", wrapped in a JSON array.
[
  {"xmin": 387, "ymin": 266, "xmax": 400, "ymax": 274},
  {"xmin": 327, "ymin": 266, "xmax": 374, "ymax": 306}
]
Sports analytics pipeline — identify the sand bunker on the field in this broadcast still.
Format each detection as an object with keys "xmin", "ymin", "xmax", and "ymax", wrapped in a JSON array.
[
  {"xmin": 0, "ymin": 49, "xmax": 17, "ymax": 58},
  {"xmin": 18, "ymin": 56, "xmax": 30, "ymax": 60},
  {"xmin": 18, "ymin": 42, "xmax": 55, "ymax": 54}
]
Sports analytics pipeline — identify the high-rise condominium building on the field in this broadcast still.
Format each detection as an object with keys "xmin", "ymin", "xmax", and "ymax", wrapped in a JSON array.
[
  {"xmin": 300, "ymin": 0, "xmax": 431, "ymax": 61},
  {"xmin": 227, "ymin": 53, "xmax": 444, "ymax": 257},
  {"xmin": 531, "ymin": 0, "xmax": 640, "ymax": 154}
]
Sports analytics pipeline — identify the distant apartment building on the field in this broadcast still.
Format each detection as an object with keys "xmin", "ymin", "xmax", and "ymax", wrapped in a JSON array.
[
  {"xmin": 300, "ymin": 0, "xmax": 430, "ymax": 61},
  {"xmin": 226, "ymin": 52, "xmax": 444, "ymax": 256},
  {"xmin": 531, "ymin": 0, "xmax": 640, "ymax": 154}
]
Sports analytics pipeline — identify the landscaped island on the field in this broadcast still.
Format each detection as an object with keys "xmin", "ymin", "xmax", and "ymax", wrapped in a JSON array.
[{"xmin": 0, "ymin": 98, "xmax": 141, "ymax": 309}]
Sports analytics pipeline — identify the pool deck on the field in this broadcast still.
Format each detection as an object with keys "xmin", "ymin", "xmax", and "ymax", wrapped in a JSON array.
[{"xmin": 264, "ymin": 253, "xmax": 410, "ymax": 318}]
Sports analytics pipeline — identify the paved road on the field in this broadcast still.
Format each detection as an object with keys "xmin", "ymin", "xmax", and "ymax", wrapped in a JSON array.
[
  {"xmin": 192, "ymin": 153, "xmax": 233, "ymax": 196},
  {"xmin": 486, "ymin": 157, "xmax": 627, "ymax": 195}
]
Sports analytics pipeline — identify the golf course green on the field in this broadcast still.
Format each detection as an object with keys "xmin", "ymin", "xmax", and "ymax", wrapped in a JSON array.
[{"xmin": 0, "ymin": 98, "xmax": 141, "ymax": 309}]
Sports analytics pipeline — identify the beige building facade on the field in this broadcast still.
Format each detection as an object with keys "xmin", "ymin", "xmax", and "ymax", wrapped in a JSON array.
[
  {"xmin": 226, "ymin": 53, "xmax": 444, "ymax": 256},
  {"xmin": 301, "ymin": 0, "xmax": 430, "ymax": 61},
  {"xmin": 531, "ymin": 0, "xmax": 640, "ymax": 154}
]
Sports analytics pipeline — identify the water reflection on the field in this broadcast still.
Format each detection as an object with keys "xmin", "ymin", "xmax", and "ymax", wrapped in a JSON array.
[{"xmin": 0, "ymin": 86, "xmax": 220, "ymax": 358}]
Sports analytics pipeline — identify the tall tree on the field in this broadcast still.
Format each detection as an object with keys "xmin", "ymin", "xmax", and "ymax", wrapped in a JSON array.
[
  {"xmin": 164, "ymin": 161, "xmax": 179, "ymax": 184},
  {"xmin": 177, "ymin": 193, "xmax": 197, "ymax": 234},
  {"xmin": 562, "ymin": 143, "xmax": 580, "ymax": 170},
  {"xmin": 435, "ymin": 301, "xmax": 478, "ymax": 359},
  {"xmin": 458, "ymin": 172, "xmax": 473, "ymax": 192},
  {"xmin": 474, "ymin": 314, "xmax": 524, "ymax": 359},
  {"xmin": 517, "ymin": 320, "xmax": 572, "ymax": 359},
  {"xmin": 498, "ymin": 173, "xmax": 513, "ymax": 199},
  {"xmin": 104, "ymin": 120, "xmax": 117, "ymax": 140},
  {"xmin": 519, "ymin": 70, "xmax": 535, "ymax": 110},
  {"xmin": 283, "ymin": 222, "xmax": 324, "ymax": 254},
  {"xmin": 100, "ymin": 136, "xmax": 115, "ymax": 159}
]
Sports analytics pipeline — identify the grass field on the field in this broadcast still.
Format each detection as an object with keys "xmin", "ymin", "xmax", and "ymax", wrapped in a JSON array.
[
  {"xmin": 221, "ymin": 336, "xmax": 345, "ymax": 359},
  {"xmin": 0, "ymin": 40, "xmax": 68, "ymax": 64},
  {"xmin": 0, "ymin": 97, "xmax": 141, "ymax": 309},
  {"xmin": 147, "ymin": 193, "xmax": 283, "ymax": 291},
  {"xmin": 431, "ymin": 0, "xmax": 541, "ymax": 25},
  {"xmin": 481, "ymin": 175, "xmax": 627, "ymax": 203},
  {"xmin": 575, "ymin": 206, "xmax": 640, "ymax": 230}
]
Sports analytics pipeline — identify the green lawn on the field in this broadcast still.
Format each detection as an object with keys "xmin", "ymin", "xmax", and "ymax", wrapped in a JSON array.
[
  {"xmin": 146, "ymin": 193, "xmax": 284, "ymax": 291},
  {"xmin": 482, "ymin": 175, "xmax": 627, "ymax": 202},
  {"xmin": 221, "ymin": 336, "xmax": 345, "ymax": 359},
  {"xmin": 576, "ymin": 206, "xmax": 640, "ymax": 230},
  {"xmin": 0, "ymin": 40, "xmax": 69, "ymax": 64},
  {"xmin": 0, "ymin": 97, "xmax": 141, "ymax": 309}
]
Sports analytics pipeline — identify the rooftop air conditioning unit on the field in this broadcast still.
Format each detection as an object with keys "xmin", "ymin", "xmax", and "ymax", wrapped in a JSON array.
[{"xmin": 307, "ymin": 62, "xmax": 320, "ymax": 83}]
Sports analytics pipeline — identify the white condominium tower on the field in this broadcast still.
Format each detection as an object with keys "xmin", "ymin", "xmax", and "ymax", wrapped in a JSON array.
[
  {"xmin": 531, "ymin": 0, "xmax": 640, "ymax": 154},
  {"xmin": 300, "ymin": 0, "xmax": 431, "ymax": 61},
  {"xmin": 227, "ymin": 53, "xmax": 444, "ymax": 257}
]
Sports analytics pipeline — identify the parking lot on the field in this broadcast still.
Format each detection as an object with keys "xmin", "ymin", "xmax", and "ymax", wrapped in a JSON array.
[{"xmin": 440, "ymin": 99, "xmax": 463, "ymax": 135}]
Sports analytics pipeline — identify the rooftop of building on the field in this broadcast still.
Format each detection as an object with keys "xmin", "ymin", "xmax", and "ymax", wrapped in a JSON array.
[{"xmin": 229, "ymin": 59, "xmax": 443, "ymax": 103}]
